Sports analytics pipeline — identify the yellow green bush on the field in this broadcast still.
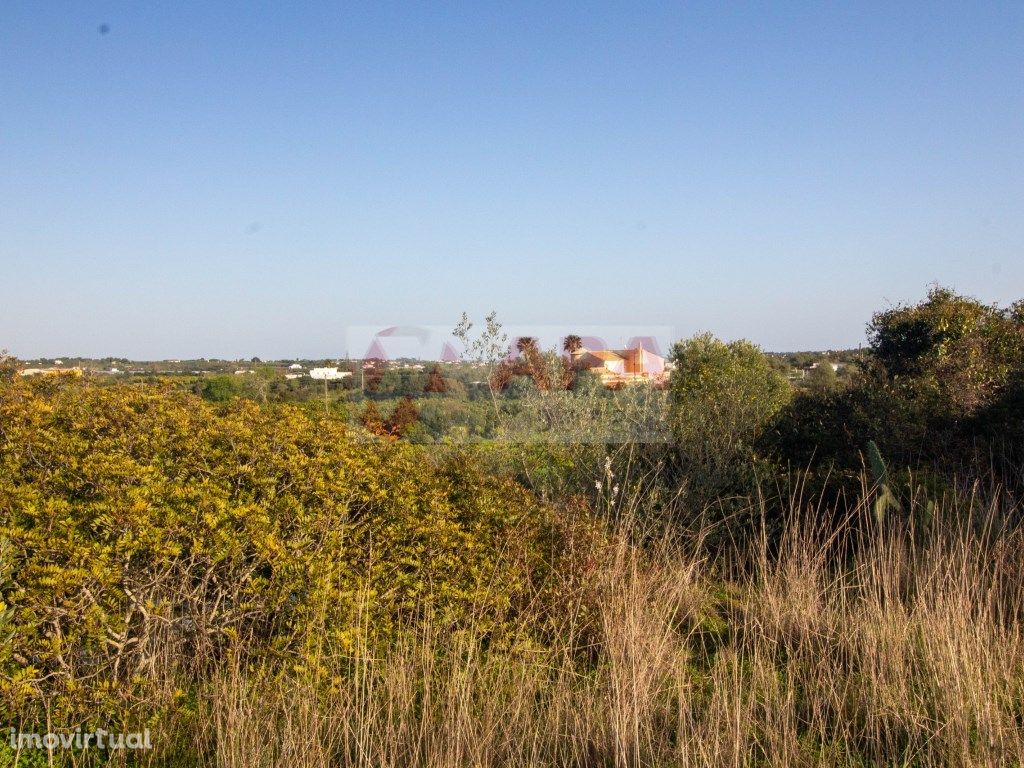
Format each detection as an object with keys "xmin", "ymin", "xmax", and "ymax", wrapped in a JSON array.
[{"xmin": 0, "ymin": 376, "xmax": 548, "ymax": 727}]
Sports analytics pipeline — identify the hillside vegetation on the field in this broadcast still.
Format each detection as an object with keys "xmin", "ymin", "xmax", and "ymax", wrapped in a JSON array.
[{"xmin": 2, "ymin": 287, "xmax": 1024, "ymax": 766}]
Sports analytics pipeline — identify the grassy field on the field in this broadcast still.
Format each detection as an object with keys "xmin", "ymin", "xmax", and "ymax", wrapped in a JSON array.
[{"xmin": 180, "ymin": 487, "xmax": 1024, "ymax": 768}]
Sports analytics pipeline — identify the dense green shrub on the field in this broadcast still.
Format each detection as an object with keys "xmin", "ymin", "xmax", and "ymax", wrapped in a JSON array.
[
  {"xmin": 196, "ymin": 374, "xmax": 242, "ymax": 402},
  {"xmin": 868, "ymin": 288, "xmax": 1023, "ymax": 402},
  {"xmin": 769, "ymin": 288, "xmax": 1024, "ymax": 485},
  {"xmin": 666, "ymin": 334, "xmax": 791, "ymax": 515},
  {"xmin": 668, "ymin": 334, "xmax": 792, "ymax": 465}
]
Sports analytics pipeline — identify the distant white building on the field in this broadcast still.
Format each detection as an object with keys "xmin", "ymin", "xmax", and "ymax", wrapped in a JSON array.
[
  {"xmin": 289, "ymin": 363, "xmax": 303, "ymax": 369},
  {"xmin": 807, "ymin": 361, "xmax": 841, "ymax": 372},
  {"xmin": 309, "ymin": 367, "xmax": 352, "ymax": 380}
]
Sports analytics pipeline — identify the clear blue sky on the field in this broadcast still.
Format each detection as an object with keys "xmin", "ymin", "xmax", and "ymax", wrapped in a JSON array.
[{"xmin": 2, "ymin": 1, "xmax": 1022, "ymax": 359}]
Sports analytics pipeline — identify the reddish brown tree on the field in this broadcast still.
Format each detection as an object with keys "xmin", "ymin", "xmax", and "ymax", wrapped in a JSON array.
[
  {"xmin": 424, "ymin": 365, "xmax": 447, "ymax": 393},
  {"xmin": 387, "ymin": 396, "xmax": 419, "ymax": 437},
  {"xmin": 359, "ymin": 400, "xmax": 387, "ymax": 435}
]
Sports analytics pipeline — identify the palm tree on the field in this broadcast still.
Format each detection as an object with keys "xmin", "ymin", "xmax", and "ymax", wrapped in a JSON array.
[
  {"xmin": 516, "ymin": 336, "xmax": 539, "ymax": 355},
  {"xmin": 563, "ymin": 334, "xmax": 583, "ymax": 355}
]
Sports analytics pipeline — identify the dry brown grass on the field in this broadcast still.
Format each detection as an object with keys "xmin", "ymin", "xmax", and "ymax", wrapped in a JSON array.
[{"xmin": 180, "ymin": 487, "xmax": 1024, "ymax": 768}]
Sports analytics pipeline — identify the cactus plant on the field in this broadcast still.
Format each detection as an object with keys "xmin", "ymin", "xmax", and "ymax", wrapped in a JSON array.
[{"xmin": 867, "ymin": 440, "xmax": 903, "ymax": 525}]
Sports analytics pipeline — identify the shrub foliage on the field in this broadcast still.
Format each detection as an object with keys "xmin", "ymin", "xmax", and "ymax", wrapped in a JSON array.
[{"xmin": 0, "ymin": 376, "xmax": 546, "ymax": 726}]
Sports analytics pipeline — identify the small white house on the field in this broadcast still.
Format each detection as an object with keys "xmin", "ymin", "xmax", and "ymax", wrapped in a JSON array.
[
  {"xmin": 808, "ymin": 361, "xmax": 841, "ymax": 372},
  {"xmin": 309, "ymin": 367, "xmax": 352, "ymax": 381},
  {"xmin": 289, "ymin": 363, "xmax": 304, "ymax": 369}
]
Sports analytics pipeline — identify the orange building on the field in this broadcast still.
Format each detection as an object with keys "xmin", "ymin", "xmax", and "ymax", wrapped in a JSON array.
[{"xmin": 571, "ymin": 346, "xmax": 667, "ymax": 385}]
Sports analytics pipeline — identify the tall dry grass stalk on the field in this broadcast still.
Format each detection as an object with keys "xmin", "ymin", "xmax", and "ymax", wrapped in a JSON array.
[{"xmin": 190, "ymin": 489, "xmax": 1024, "ymax": 768}]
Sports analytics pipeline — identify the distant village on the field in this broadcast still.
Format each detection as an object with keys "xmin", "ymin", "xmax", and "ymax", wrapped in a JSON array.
[{"xmin": 16, "ymin": 342, "xmax": 855, "ymax": 390}]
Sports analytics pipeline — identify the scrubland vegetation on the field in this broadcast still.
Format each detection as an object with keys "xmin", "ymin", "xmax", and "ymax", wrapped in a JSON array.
[{"xmin": 2, "ymin": 287, "xmax": 1024, "ymax": 766}]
